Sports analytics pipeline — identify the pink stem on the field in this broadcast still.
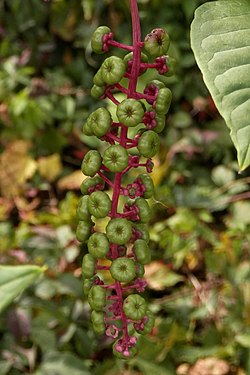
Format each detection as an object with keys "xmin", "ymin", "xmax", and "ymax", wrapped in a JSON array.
[
  {"xmin": 105, "ymin": 132, "xmax": 121, "ymax": 143},
  {"xmin": 111, "ymin": 122, "xmax": 122, "ymax": 127},
  {"xmin": 135, "ymin": 92, "xmax": 156, "ymax": 101},
  {"xmin": 117, "ymin": 210, "xmax": 137, "ymax": 218},
  {"xmin": 140, "ymin": 62, "xmax": 161, "ymax": 69},
  {"xmin": 97, "ymin": 265, "xmax": 110, "ymax": 270},
  {"xmin": 97, "ymin": 171, "xmax": 114, "ymax": 187},
  {"xmin": 121, "ymin": 165, "xmax": 132, "ymax": 175},
  {"xmin": 102, "ymin": 284, "xmax": 116, "ymax": 289},
  {"xmin": 114, "ymin": 83, "xmax": 129, "ymax": 95},
  {"xmin": 103, "ymin": 0, "xmax": 142, "ymax": 352},
  {"xmin": 122, "ymin": 284, "xmax": 138, "ymax": 291},
  {"xmin": 111, "ymin": 0, "xmax": 142, "ymax": 348},
  {"xmin": 105, "ymin": 91, "xmax": 120, "ymax": 105},
  {"xmin": 106, "ymin": 295, "xmax": 119, "ymax": 300},
  {"xmin": 128, "ymin": 0, "xmax": 141, "ymax": 96},
  {"xmin": 106, "ymin": 315, "xmax": 122, "ymax": 321},
  {"xmin": 107, "ymin": 39, "xmax": 134, "ymax": 51}
]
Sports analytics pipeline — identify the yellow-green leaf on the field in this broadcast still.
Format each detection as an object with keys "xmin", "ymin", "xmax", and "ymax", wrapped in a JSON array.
[
  {"xmin": 57, "ymin": 170, "xmax": 85, "ymax": 190},
  {"xmin": 38, "ymin": 153, "xmax": 62, "ymax": 182},
  {"xmin": 0, "ymin": 141, "xmax": 37, "ymax": 198}
]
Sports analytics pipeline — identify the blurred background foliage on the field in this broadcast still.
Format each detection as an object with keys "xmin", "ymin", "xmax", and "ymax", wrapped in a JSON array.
[{"xmin": 0, "ymin": 0, "xmax": 250, "ymax": 374}]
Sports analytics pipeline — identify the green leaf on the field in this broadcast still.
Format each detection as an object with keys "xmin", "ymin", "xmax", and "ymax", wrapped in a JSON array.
[
  {"xmin": 235, "ymin": 333, "xmax": 250, "ymax": 348},
  {"xmin": 0, "ymin": 265, "xmax": 44, "ymax": 313},
  {"xmin": 145, "ymin": 261, "xmax": 184, "ymax": 291},
  {"xmin": 133, "ymin": 358, "xmax": 173, "ymax": 375},
  {"xmin": 34, "ymin": 351, "xmax": 91, "ymax": 375},
  {"xmin": 191, "ymin": 0, "xmax": 250, "ymax": 171},
  {"xmin": 31, "ymin": 326, "xmax": 57, "ymax": 353},
  {"xmin": 174, "ymin": 345, "xmax": 232, "ymax": 363},
  {"xmin": 0, "ymin": 361, "xmax": 11, "ymax": 375}
]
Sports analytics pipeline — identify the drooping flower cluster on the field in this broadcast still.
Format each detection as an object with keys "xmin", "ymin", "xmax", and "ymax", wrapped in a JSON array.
[{"xmin": 76, "ymin": 0, "xmax": 173, "ymax": 358}]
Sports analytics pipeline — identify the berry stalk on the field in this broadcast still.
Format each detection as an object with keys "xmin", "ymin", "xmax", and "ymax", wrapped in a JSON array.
[
  {"xmin": 77, "ymin": 0, "xmax": 174, "ymax": 358},
  {"xmin": 109, "ymin": 0, "xmax": 142, "ymax": 351}
]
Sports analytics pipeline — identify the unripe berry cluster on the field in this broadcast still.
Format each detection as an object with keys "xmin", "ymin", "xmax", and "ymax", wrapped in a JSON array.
[{"xmin": 77, "ymin": 0, "xmax": 173, "ymax": 358}]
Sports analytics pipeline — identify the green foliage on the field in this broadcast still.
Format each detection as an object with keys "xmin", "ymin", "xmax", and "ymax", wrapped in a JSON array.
[
  {"xmin": 34, "ymin": 352, "xmax": 91, "ymax": 375},
  {"xmin": 0, "ymin": 0, "xmax": 250, "ymax": 373},
  {"xmin": 191, "ymin": 0, "xmax": 250, "ymax": 171},
  {"xmin": 0, "ymin": 265, "xmax": 44, "ymax": 313}
]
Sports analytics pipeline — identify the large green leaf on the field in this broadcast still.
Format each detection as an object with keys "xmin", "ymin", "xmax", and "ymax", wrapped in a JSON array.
[
  {"xmin": 0, "ymin": 265, "xmax": 44, "ymax": 313},
  {"xmin": 191, "ymin": 0, "xmax": 250, "ymax": 171}
]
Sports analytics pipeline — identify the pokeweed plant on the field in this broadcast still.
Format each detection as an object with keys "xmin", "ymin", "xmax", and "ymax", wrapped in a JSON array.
[{"xmin": 76, "ymin": 0, "xmax": 173, "ymax": 358}]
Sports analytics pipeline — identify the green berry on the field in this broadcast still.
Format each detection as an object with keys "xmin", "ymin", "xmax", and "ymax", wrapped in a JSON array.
[
  {"xmin": 138, "ymin": 130, "xmax": 160, "ymax": 158},
  {"xmin": 83, "ymin": 116, "xmax": 94, "ymax": 136},
  {"xmin": 123, "ymin": 294, "xmax": 147, "ymax": 320},
  {"xmin": 133, "ymin": 223, "xmax": 150, "ymax": 243},
  {"xmin": 135, "ymin": 197, "xmax": 151, "ymax": 223},
  {"xmin": 154, "ymin": 113, "xmax": 166, "ymax": 133},
  {"xmin": 76, "ymin": 220, "xmax": 93, "ymax": 242},
  {"xmin": 80, "ymin": 176, "xmax": 104, "ymax": 196},
  {"xmin": 137, "ymin": 173, "xmax": 154, "ymax": 199},
  {"xmin": 93, "ymin": 69, "xmax": 105, "ymax": 86},
  {"xmin": 76, "ymin": 196, "xmax": 91, "ymax": 221},
  {"xmin": 91, "ymin": 84, "xmax": 105, "ymax": 99},
  {"xmin": 88, "ymin": 285, "xmax": 106, "ymax": 311},
  {"xmin": 134, "ymin": 239, "xmax": 151, "ymax": 265},
  {"xmin": 136, "ymin": 263, "xmax": 145, "ymax": 277},
  {"xmin": 89, "ymin": 107, "xmax": 112, "ymax": 138},
  {"xmin": 91, "ymin": 310, "xmax": 105, "ymax": 325},
  {"xmin": 116, "ymin": 99, "xmax": 144, "ymax": 127},
  {"xmin": 81, "ymin": 150, "xmax": 102, "ymax": 177},
  {"xmin": 87, "ymin": 191, "xmax": 111, "ymax": 218},
  {"xmin": 106, "ymin": 218, "xmax": 132, "ymax": 245},
  {"xmin": 144, "ymin": 28, "xmax": 170, "ymax": 57},
  {"xmin": 135, "ymin": 310, "xmax": 155, "ymax": 335},
  {"xmin": 87, "ymin": 232, "xmax": 110, "ymax": 259},
  {"xmin": 82, "ymin": 253, "xmax": 96, "ymax": 278},
  {"xmin": 110, "ymin": 257, "xmax": 136, "ymax": 283},
  {"xmin": 146, "ymin": 80, "xmax": 165, "ymax": 90},
  {"xmin": 103, "ymin": 145, "xmax": 129, "ymax": 172},
  {"xmin": 91, "ymin": 311, "xmax": 106, "ymax": 334},
  {"xmin": 91, "ymin": 26, "xmax": 111, "ymax": 54},
  {"xmin": 83, "ymin": 278, "xmax": 93, "ymax": 296},
  {"xmin": 155, "ymin": 87, "xmax": 172, "ymax": 115},
  {"xmin": 164, "ymin": 55, "xmax": 176, "ymax": 77},
  {"xmin": 124, "ymin": 51, "xmax": 148, "ymax": 66},
  {"xmin": 113, "ymin": 343, "xmax": 137, "ymax": 359},
  {"xmin": 100, "ymin": 56, "xmax": 126, "ymax": 85}
]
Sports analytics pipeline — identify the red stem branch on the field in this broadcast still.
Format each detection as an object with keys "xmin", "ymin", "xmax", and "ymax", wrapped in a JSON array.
[
  {"xmin": 102, "ymin": 0, "xmax": 142, "ymax": 352},
  {"xmin": 107, "ymin": 39, "xmax": 134, "ymax": 51},
  {"xmin": 110, "ymin": 0, "xmax": 142, "ymax": 349}
]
